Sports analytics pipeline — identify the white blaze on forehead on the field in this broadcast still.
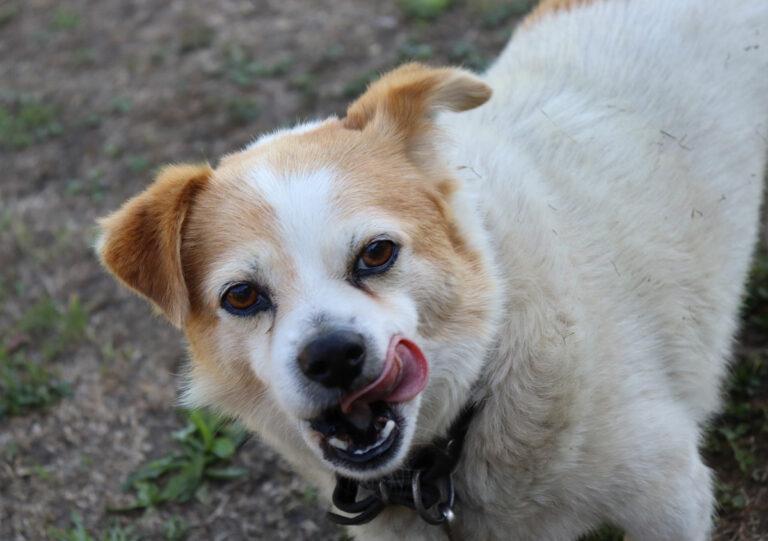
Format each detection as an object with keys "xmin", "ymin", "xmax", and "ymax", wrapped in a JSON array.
[{"xmin": 245, "ymin": 166, "xmax": 342, "ymax": 290}]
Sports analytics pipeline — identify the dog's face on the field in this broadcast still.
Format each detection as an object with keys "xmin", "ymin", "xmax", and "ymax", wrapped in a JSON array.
[{"xmin": 98, "ymin": 64, "xmax": 500, "ymax": 480}]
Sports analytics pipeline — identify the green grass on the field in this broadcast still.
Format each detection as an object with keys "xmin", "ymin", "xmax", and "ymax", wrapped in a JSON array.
[
  {"xmin": 0, "ymin": 296, "xmax": 87, "ymax": 419},
  {"xmin": 0, "ymin": 98, "xmax": 62, "ymax": 149},
  {"xmin": 162, "ymin": 517, "xmax": 189, "ymax": 541},
  {"xmin": 225, "ymin": 97, "xmax": 262, "ymax": 125},
  {"xmin": 51, "ymin": 7, "xmax": 81, "ymax": 31},
  {"xmin": 342, "ymin": 69, "xmax": 381, "ymax": 99},
  {"xmin": 0, "ymin": 3, "xmax": 19, "ymax": 28},
  {"xmin": 449, "ymin": 41, "xmax": 491, "ymax": 72},
  {"xmin": 398, "ymin": 0, "xmax": 452, "ymax": 20},
  {"xmin": 0, "ymin": 342, "xmax": 68, "ymax": 420},
  {"xmin": 469, "ymin": 0, "xmax": 535, "ymax": 28},
  {"xmin": 50, "ymin": 514, "xmax": 139, "ymax": 541},
  {"xmin": 397, "ymin": 41, "xmax": 434, "ymax": 62},
  {"xmin": 224, "ymin": 46, "xmax": 293, "ymax": 87},
  {"xmin": 114, "ymin": 409, "xmax": 248, "ymax": 511},
  {"xmin": 742, "ymin": 249, "xmax": 768, "ymax": 332}
]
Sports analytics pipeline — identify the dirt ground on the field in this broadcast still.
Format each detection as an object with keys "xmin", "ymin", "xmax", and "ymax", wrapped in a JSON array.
[{"xmin": 0, "ymin": 1, "xmax": 765, "ymax": 540}]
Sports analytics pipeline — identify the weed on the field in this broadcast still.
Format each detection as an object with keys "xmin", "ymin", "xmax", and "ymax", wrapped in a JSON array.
[
  {"xmin": 398, "ymin": 0, "xmax": 452, "ymax": 20},
  {"xmin": 0, "ymin": 296, "xmax": 87, "ymax": 419},
  {"xmin": 0, "ymin": 3, "xmax": 19, "ymax": 28},
  {"xmin": 51, "ymin": 7, "xmax": 81, "ymax": 31},
  {"xmin": 0, "ymin": 347, "xmax": 70, "ymax": 419},
  {"xmin": 449, "ymin": 42, "xmax": 490, "ymax": 72},
  {"xmin": 115, "ymin": 409, "xmax": 248, "ymax": 510},
  {"xmin": 468, "ymin": 0, "xmax": 534, "ymax": 28},
  {"xmin": 18, "ymin": 296, "xmax": 88, "ymax": 360},
  {"xmin": 2, "ymin": 440, "xmax": 19, "ymax": 461},
  {"xmin": 398, "ymin": 42, "xmax": 434, "ymax": 62},
  {"xmin": 225, "ymin": 97, "xmax": 262, "ymax": 126},
  {"xmin": 224, "ymin": 46, "xmax": 293, "ymax": 87},
  {"xmin": 743, "ymin": 249, "xmax": 768, "ymax": 332},
  {"xmin": 72, "ymin": 47, "xmax": 98, "ymax": 67},
  {"xmin": 715, "ymin": 480, "xmax": 748, "ymax": 512},
  {"xmin": 0, "ymin": 98, "xmax": 62, "ymax": 149},
  {"xmin": 342, "ymin": 69, "xmax": 381, "ymax": 98},
  {"xmin": 126, "ymin": 155, "xmax": 151, "ymax": 174},
  {"xmin": 32, "ymin": 464, "xmax": 54, "ymax": 481},
  {"xmin": 163, "ymin": 516, "xmax": 189, "ymax": 541},
  {"xmin": 50, "ymin": 514, "xmax": 139, "ymax": 541},
  {"xmin": 110, "ymin": 97, "xmax": 133, "ymax": 115},
  {"xmin": 301, "ymin": 485, "xmax": 319, "ymax": 506},
  {"xmin": 179, "ymin": 21, "xmax": 215, "ymax": 54}
]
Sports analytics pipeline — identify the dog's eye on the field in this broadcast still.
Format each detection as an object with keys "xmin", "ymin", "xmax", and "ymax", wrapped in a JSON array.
[
  {"xmin": 356, "ymin": 239, "xmax": 398, "ymax": 275},
  {"xmin": 221, "ymin": 283, "xmax": 271, "ymax": 316}
]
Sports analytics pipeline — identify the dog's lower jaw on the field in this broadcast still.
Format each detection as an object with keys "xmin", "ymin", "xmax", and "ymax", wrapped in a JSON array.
[{"xmin": 300, "ymin": 397, "xmax": 423, "ymax": 481}]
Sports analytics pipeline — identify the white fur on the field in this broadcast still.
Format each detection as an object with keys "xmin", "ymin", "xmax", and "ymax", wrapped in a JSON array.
[
  {"xmin": 349, "ymin": 0, "xmax": 768, "ymax": 539},
  {"xmin": 186, "ymin": 0, "xmax": 767, "ymax": 538}
]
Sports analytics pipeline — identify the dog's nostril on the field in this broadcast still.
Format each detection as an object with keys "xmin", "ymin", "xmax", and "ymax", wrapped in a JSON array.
[
  {"xmin": 345, "ymin": 343, "xmax": 365, "ymax": 365},
  {"xmin": 298, "ymin": 330, "xmax": 366, "ymax": 389}
]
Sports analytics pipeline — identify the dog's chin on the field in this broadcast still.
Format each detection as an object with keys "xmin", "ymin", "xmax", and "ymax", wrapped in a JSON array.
[{"xmin": 301, "ymin": 398, "xmax": 420, "ymax": 480}]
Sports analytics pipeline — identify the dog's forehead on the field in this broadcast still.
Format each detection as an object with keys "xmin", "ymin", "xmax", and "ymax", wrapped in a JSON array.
[{"xmin": 187, "ymin": 118, "xmax": 445, "ymax": 297}]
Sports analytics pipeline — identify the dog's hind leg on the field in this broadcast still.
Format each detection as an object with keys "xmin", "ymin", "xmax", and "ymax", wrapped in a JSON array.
[{"xmin": 614, "ymin": 451, "xmax": 714, "ymax": 541}]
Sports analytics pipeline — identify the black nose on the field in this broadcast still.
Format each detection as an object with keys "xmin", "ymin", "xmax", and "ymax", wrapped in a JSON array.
[{"xmin": 297, "ymin": 330, "xmax": 366, "ymax": 389}]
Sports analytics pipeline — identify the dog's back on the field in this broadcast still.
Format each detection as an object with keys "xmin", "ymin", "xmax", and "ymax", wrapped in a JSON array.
[{"xmin": 444, "ymin": 0, "xmax": 768, "ymax": 423}]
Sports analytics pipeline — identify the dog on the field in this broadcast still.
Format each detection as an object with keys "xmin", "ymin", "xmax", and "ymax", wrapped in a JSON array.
[{"xmin": 97, "ymin": 0, "xmax": 768, "ymax": 539}]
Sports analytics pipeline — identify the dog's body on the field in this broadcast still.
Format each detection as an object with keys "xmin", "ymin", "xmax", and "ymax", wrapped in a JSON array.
[{"xmin": 98, "ymin": 0, "xmax": 768, "ymax": 539}]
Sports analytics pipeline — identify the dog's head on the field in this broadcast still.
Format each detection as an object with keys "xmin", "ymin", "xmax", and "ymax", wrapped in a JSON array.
[{"xmin": 98, "ymin": 64, "xmax": 500, "ymax": 480}]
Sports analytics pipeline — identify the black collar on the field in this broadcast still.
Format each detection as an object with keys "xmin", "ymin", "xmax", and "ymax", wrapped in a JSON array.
[{"xmin": 327, "ymin": 401, "xmax": 481, "ymax": 527}]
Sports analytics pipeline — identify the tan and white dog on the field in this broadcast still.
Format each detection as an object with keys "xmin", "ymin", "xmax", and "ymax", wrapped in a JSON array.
[{"xmin": 97, "ymin": 0, "xmax": 768, "ymax": 539}]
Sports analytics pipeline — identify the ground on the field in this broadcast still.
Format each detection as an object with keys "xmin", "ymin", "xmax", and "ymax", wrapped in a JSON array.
[{"xmin": 0, "ymin": 1, "xmax": 765, "ymax": 540}]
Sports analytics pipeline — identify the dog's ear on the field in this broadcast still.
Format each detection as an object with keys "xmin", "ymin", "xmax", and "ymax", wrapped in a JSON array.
[
  {"xmin": 343, "ymin": 62, "xmax": 491, "ymax": 153},
  {"xmin": 97, "ymin": 163, "xmax": 212, "ymax": 328}
]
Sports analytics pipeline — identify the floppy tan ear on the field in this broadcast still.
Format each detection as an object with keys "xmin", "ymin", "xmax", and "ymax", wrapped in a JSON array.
[
  {"xmin": 97, "ymin": 163, "xmax": 212, "ymax": 328},
  {"xmin": 343, "ymin": 62, "xmax": 491, "ymax": 148}
]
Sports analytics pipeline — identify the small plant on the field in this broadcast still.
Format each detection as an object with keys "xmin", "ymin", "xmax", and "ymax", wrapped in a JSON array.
[
  {"xmin": 743, "ymin": 249, "xmax": 768, "ymax": 332},
  {"xmin": 49, "ymin": 514, "xmax": 139, "ymax": 541},
  {"xmin": 342, "ymin": 69, "xmax": 382, "ymax": 98},
  {"xmin": 163, "ymin": 516, "xmax": 189, "ymax": 541},
  {"xmin": 51, "ymin": 7, "xmax": 81, "ymax": 31},
  {"xmin": 224, "ymin": 46, "xmax": 293, "ymax": 87},
  {"xmin": 115, "ymin": 409, "xmax": 248, "ymax": 510},
  {"xmin": 398, "ymin": 0, "xmax": 452, "ymax": 20},
  {"xmin": 0, "ymin": 98, "xmax": 62, "ymax": 149},
  {"xmin": 449, "ymin": 42, "xmax": 490, "ymax": 72},
  {"xmin": 397, "ymin": 42, "xmax": 434, "ymax": 62},
  {"xmin": 470, "ymin": 0, "xmax": 535, "ymax": 28},
  {"xmin": 0, "ymin": 296, "xmax": 87, "ymax": 419},
  {"xmin": 18, "ymin": 296, "xmax": 88, "ymax": 360},
  {"xmin": 0, "ymin": 3, "xmax": 19, "ymax": 28},
  {"xmin": 0, "ymin": 344, "xmax": 70, "ymax": 420},
  {"xmin": 225, "ymin": 97, "xmax": 262, "ymax": 126}
]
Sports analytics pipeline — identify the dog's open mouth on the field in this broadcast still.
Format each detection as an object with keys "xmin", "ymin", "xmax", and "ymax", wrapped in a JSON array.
[
  {"xmin": 311, "ymin": 401, "xmax": 402, "ymax": 466},
  {"xmin": 308, "ymin": 337, "xmax": 429, "ymax": 470}
]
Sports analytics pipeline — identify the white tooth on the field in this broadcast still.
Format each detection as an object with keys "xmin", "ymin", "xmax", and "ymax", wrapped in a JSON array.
[
  {"xmin": 380, "ymin": 420, "xmax": 395, "ymax": 440},
  {"xmin": 328, "ymin": 437, "xmax": 349, "ymax": 450}
]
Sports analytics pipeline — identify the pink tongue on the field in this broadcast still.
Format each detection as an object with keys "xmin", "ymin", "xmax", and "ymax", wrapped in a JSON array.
[{"xmin": 340, "ymin": 337, "xmax": 429, "ymax": 414}]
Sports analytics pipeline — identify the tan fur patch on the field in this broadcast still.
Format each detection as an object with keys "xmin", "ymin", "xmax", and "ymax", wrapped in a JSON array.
[
  {"xmin": 103, "ymin": 64, "xmax": 499, "ymax": 419},
  {"xmin": 98, "ymin": 163, "xmax": 213, "ymax": 327},
  {"xmin": 524, "ymin": 0, "xmax": 601, "ymax": 26}
]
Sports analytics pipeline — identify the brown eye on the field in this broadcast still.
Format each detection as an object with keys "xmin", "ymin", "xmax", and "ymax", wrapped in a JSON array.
[
  {"xmin": 222, "ymin": 283, "xmax": 271, "ymax": 315},
  {"xmin": 356, "ymin": 239, "xmax": 398, "ymax": 275}
]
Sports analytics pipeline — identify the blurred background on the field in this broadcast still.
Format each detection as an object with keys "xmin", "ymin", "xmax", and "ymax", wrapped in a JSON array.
[{"xmin": 0, "ymin": 0, "xmax": 765, "ymax": 539}]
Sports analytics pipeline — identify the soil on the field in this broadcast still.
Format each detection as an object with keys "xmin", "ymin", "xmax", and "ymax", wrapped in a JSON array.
[{"xmin": 0, "ymin": 1, "xmax": 765, "ymax": 540}]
